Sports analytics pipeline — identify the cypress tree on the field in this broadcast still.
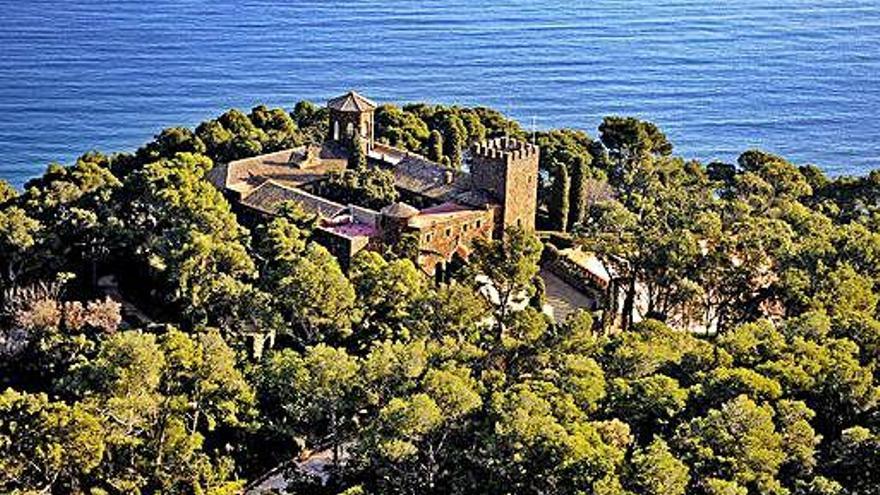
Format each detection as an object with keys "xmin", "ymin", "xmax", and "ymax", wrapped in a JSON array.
[
  {"xmin": 349, "ymin": 133, "xmax": 367, "ymax": 170},
  {"xmin": 567, "ymin": 153, "xmax": 591, "ymax": 229},
  {"xmin": 428, "ymin": 130, "xmax": 444, "ymax": 162},
  {"xmin": 550, "ymin": 163, "xmax": 571, "ymax": 232}
]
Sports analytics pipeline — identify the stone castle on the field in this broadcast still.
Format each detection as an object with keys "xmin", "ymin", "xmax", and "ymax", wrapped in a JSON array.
[{"xmin": 208, "ymin": 91, "xmax": 539, "ymax": 279}]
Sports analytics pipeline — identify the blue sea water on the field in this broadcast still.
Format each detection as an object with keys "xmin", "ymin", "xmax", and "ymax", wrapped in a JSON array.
[{"xmin": 1, "ymin": 0, "xmax": 879, "ymax": 186}]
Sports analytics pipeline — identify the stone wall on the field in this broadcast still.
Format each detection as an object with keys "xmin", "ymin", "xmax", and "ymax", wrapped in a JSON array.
[
  {"xmin": 470, "ymin": 137, "xmax": 539, "ymax": 235},
  {"xmin": 313, "ymin": 228, "xmax": 371, "ymax": 272},
  {"xmin": 329, "ymin": 108, "xmax": 374, "ymax": 150},
  {"xmin": 413, "ymin": 208, "xmax": 496, "ymax": 275}
]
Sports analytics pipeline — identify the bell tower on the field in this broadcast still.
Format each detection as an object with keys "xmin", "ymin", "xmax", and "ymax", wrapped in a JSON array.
[{"xmin": 327, "ymin": 91, "xmax": 377, "ymax": 152}]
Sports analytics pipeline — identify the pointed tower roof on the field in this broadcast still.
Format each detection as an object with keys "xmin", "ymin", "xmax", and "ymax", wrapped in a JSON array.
[
  {"xmin": 381, "ymin": 201, "xmax": 420, "ymax": 219},
  {"xmin": 327, "ymin": 91, "xmax": 377, "ymax": 112}
]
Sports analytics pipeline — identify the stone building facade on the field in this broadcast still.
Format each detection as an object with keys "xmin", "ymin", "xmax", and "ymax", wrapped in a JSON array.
[
  {"xmin": 391, "ymin": 201, "xmax": 497, "ymax": 282},
  {"xmin": 209, "ymin": 91, "xmax": 539, "ymax": 276},
  {"xmin": 470, "ymin": 138, "xmax": 539, "ymax": 235}
]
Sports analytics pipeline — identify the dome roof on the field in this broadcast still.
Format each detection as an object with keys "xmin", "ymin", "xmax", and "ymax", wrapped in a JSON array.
[{"xmin": 381, "ymin": 201, "xmax": 420, "ymax": 218}]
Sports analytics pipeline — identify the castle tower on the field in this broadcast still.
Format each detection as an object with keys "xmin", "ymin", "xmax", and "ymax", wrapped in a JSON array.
[
  {"xmin": 469, "ymin": 137, "xmax": 539, "ymax": 236},
  {"xmin": 327, "ymin": 91, "xmax": 377, "ymax": 152},
  {"xmin": 379, "ymin": 201, "xmax": 420, "ymax": 245}
]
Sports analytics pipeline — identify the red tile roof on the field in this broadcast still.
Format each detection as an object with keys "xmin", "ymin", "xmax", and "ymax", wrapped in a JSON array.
[
  {"xmin": 408, "ymin": 201, "xmax": 488, "ymax": 229},
  {"xmin": 320, "ymin": 220, "xmax": 377, "ymax": 239},
  {"xmin": 240, "ymin": 180, "xmax": 346, "ymax": 218},
  {"xmin": 211, "ymin": 144, "xmax": 348, "ymax": 194},
  {"xmin": 381, "ymin": 201, "xmax": 420, "ymax": 218}
]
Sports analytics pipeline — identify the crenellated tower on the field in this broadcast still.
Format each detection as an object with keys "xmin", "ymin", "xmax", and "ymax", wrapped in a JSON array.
[{"xmin": 469, "ymin": 137, "xmax": 539, "ymax": 235}]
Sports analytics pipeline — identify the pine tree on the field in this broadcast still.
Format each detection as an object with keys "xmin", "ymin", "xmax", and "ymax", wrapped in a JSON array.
[{"xmin": 443, "ymin": 115, "xmax": 467, "ymax": 169}]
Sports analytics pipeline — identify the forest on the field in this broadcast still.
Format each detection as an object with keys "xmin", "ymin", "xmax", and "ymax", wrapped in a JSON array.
[{"xmin": 0, "ymin": 98, "xmax": 879, "ymax": 495}]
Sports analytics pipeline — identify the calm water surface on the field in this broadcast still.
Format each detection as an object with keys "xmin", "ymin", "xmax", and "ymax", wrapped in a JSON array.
[{"xmin": 1, "ymin": 0, "xmax": 879, "ymax": 186}]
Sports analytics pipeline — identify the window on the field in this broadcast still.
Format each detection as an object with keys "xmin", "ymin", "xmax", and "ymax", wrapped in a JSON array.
[
  {"xmin": 346, "ymin": 122, "xmax": 355, "ymax": 137},
  {"xmin": 476, "ymin": 220, "xmax": 482, "ymax": 229},
  {"xmin": 333, "ymin": 121, "xmax": 340, "ymax": 141},
  {"xmin": 516, "ymin": 218, "xmax": 522, "ymax": 228},
  {"xmin": 463, "ymin": 224, "xmax": 469, "ymax": 232},
  {"xmin": 425, "ymin": 233, "xmax": 433, "ymax": 243},
  {"xmin": 445, "ymin": 227, "xmax": 452, "ymax": 237}
]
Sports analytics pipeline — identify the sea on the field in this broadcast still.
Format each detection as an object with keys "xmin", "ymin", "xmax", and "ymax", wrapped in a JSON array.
[{"xmin": 1, "ymin": 0, "xmax": 879, "ymax": 187}]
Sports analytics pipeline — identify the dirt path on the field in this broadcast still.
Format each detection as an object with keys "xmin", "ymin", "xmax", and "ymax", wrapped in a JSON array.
[{"xmin": 539, "ymin": 267, "xmax": 596, "ymax": 322}]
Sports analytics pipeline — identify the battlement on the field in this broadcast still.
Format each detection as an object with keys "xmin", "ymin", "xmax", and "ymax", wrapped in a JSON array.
[{"xmin": 471, "ymin": 137, "xmax": 539, "ymax": 162}]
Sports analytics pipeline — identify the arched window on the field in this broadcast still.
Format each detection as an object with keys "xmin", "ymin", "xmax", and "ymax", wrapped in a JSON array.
[
  {"xmin": 346, "ymin": 122, "xmax": 355, "ymax": 137},
  {"xmin": 333, "ymin": 121, "xmax": 340, "ymax": 141}
]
